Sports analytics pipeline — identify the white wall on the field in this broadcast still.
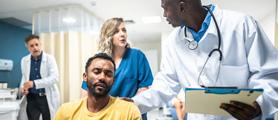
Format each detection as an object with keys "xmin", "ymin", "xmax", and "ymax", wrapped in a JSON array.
[{"xmin": 132, "ymin": 40, "xmax": 161, "ymax": 76}]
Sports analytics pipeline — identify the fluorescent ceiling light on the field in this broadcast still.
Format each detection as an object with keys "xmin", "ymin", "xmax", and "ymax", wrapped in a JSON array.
[
  {"xmin": 142, "ymin": 16, "xmax": 161, "ymax": 24},
  {"xmin": 62, "ymin": 17, "xmax": 76, "ymax": 24}
]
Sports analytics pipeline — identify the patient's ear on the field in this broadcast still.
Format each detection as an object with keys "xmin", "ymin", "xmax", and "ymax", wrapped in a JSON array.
[{"xmin": 83, "ymin": 73, "xmax": 87, "ymax": 80}]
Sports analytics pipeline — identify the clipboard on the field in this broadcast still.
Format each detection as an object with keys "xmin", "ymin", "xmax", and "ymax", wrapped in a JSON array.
[{"xmin": 184, "ymin": 87, "xmax": 263, "ymax": 117}]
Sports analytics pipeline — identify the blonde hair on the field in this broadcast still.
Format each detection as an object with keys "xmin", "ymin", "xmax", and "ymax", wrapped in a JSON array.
[{"xmin": 98, "ymin": 17, "xmax": 130, "ymax": 56}]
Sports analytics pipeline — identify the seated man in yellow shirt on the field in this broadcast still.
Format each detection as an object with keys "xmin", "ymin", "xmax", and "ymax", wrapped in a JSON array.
[{"xmin": 54, "ymin": 53, "xmax": 142, "ymax": 120}]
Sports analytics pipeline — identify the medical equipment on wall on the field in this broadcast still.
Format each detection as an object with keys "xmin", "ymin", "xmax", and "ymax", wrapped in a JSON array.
[
  {"xmin": 0, "ymin": 88, "xmax": 18, "ymax": 101},
  {"xmin": 183, "ymin": 6, "xmax": 223, "ymax": 87},
  {"xmin": 0, "ymin": 82, "xmax": 8, "ymax": 89},
  {"xmin": 0, "ymin": 59, "xmax": 13, "ymax": 71}
]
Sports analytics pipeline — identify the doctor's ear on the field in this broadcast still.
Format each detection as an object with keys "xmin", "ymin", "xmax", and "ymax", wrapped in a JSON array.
[{"xmin": 179, "ymin": 1, "xmax": 185, "ymax": 12}]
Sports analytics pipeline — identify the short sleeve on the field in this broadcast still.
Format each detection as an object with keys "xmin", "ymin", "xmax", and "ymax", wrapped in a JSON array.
[{"xmin": 137, "ymin": 51, "xmax": 154, "ymax": 88}]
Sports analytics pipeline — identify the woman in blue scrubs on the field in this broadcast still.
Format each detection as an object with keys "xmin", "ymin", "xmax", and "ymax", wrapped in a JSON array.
[{"xmin": 81, "ymin": 17, "xmax": 153, "ymax": 120}]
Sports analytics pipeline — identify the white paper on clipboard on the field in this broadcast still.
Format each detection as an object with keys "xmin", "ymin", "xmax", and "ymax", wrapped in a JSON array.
[{"xmin": 184, "ymin": 87, "xmax": 263, "ymax": 117}]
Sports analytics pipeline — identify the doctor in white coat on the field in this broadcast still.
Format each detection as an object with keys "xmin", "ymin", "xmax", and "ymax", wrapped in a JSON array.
[
  {"xmin": 132, "ymin": 0, "xmax": 278, "ymax": 119},
  {"xmin": 19, "ymin": 35, "xmax": 60, "ymax": 120}
]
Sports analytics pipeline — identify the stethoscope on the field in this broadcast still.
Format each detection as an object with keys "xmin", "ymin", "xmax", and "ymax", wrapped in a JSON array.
[{"xmin": 183, "ymin": 6, "xmax": 223, "ymax": 87}]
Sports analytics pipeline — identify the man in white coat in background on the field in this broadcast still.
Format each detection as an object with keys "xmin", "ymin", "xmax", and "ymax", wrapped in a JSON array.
[
  {"xmin": 132, "ymin": 0, "xmax": 278, "ymax": 119},
  {"xmin": 19, "ymin": 35, "xmax": 60, "ymax": 120}
]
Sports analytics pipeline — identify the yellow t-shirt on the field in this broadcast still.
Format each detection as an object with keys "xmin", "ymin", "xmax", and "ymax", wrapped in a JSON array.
[{"xmin": 54, "ymin": 96, "xmax": 142, "ymax": 120}]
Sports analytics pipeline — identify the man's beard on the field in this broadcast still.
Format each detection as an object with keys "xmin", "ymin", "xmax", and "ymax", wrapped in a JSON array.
[{"xmin": 87, "ymin": 80, "xmax": 111, "ymax": 98}]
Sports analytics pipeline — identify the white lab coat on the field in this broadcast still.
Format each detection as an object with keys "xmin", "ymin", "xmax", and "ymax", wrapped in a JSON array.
[
  {"xmin": 18, "ymin": 52, "xmax": 60, "ymax": 120},
  {"xmin": 133, "ymin": 5, "xmax": 278, "ymax": 120}
]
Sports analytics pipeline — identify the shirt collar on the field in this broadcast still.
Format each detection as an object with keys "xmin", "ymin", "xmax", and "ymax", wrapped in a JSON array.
[
  {"xmin": 31, "ymin": 51, "xmax": 43, "ymax": 61},
  {"xmin": 187, "ymin": 5, "xmax": 216, "ymax": 42}
]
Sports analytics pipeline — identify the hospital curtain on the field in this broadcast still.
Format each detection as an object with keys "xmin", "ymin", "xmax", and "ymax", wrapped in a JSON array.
[
  {"xmin": 39, "ymin": 32, "xmax": 98, "ymax": 103},
  {"xmin": 32, "ymin": 4, "xmax": 101, "ymax": 103}
]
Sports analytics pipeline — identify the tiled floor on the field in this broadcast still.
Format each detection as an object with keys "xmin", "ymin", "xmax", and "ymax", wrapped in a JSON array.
[{"xmin": 147, "ymin": 107, "xmax": 173, "ymax": 120}]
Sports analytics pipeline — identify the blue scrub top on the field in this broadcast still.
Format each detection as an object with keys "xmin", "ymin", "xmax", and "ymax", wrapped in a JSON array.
[{"xmin": 82, "ymin": 48, "xmax": 153, "ymax": 98}]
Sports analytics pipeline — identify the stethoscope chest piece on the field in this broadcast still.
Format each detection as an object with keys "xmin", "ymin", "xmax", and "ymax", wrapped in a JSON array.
[
  {"xmin": 188, "ymin": 40, "xmax": 198, "ymax": 50},
  {"xmin": 184, "ymin": 36, "xmax": 198, "ymax": 50}
]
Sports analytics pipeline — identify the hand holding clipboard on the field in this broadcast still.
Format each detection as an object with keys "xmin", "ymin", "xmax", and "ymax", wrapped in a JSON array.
[{"xmin": 220, "ymin": 100, "xmax": 261, "ymax": 119}]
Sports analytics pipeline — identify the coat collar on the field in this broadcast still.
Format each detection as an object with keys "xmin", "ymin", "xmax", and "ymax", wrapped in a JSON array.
[{"xmin": 26, "ymin": 51, "xmax": 47, "ymax": 62}]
